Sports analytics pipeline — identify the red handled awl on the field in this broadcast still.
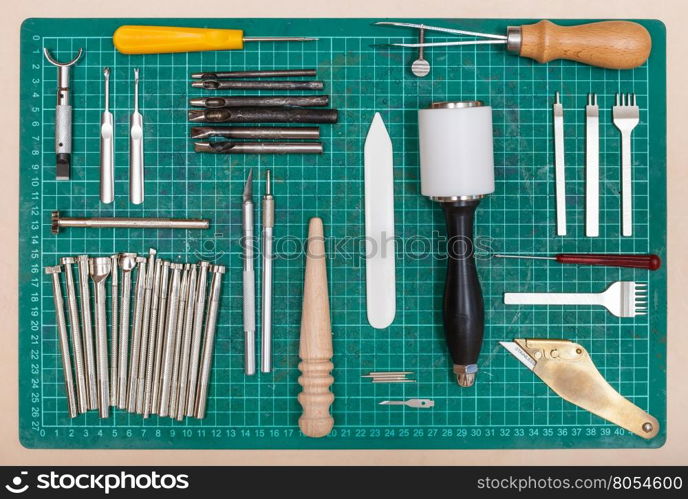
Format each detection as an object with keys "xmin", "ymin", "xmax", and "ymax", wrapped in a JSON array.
[{"xmin": 495, "ymin": 253, "xmax": 661, "ymax": 271}]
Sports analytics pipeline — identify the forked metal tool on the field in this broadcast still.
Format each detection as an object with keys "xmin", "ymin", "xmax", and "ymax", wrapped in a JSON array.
[{"xmin": 613, "ymin": 93, "xmax": 640, "ymax": 237}]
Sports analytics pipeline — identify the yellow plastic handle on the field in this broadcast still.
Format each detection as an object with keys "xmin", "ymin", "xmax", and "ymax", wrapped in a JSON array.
[{"xmin": 113, "ymin": 25, "xmax": 245, "ymax": 54}]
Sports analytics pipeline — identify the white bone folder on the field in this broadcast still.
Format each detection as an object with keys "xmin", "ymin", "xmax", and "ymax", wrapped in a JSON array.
[{"xmin": 364, "ymin": 112, "xmax": 396, "ymax": 329}]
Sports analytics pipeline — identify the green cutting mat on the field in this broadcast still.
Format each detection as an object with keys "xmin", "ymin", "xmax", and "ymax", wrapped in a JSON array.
[{"xmin": 18, "ymin": 18, "xmax": 667, "ymax": 449}]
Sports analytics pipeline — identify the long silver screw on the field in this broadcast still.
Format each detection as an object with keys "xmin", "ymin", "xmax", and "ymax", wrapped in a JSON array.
[
  {"xmin": 169, "ymin": 264, "xmax": 190, "ymax": 417},
  {"xmin": 177, "ymin": 264, "xmax": 198, "ymax": 420},
  {"xmin": 159, "ymin": 263, "xmax": 183, "ymax": 417},
  {"xmin": 109, "ymin": 254, "xmax": 119, "ymax": 406},
  {"xmin": 77, "ymin": 255, "xmax": 98, "ymax": 410},
  {"xmin": 126, "ymin": 256, "xmax": 147, "ymax": 411},
  {"xmin": 142, "ymin": 259, "xmax": 163, "ymax": 418},
  {"xmin": 150, "ymin": 260, "xmax": 171, "ymax": 415},
  {"xmin": 135, "ymin": 248, "xmax": 157, "ymax": 413},
  {"xmin": 195, "ymin": 264, "xmax": 226, "ymax": 419},
  {"xmin": 60, "ymin": 257, "xmax": 88, "ymax": 413},
  {"xmin": 186, "ymin": 261, "xmax": 210, "ymax": 416},
  {"xmin": 45, "ymin": 265, "xmax": 78, "ymax": 418},
  {"xmin": 117, "ymin": 253, "xmax": 137, "ymax": 408},
  {"xmin": 89, "ymin": 257, "xmax": 111, "ymax": 418}
]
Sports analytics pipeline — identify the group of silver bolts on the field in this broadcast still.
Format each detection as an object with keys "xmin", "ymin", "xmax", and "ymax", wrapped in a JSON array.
[{"xmin": 45, "ymin": 248, "xmax": 225, "ymax": 421}]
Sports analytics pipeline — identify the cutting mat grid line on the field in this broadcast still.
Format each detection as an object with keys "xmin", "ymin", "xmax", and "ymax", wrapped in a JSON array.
[{"xmin": 19, "ymin": 18, "xmax": 666, "ymax": 449}]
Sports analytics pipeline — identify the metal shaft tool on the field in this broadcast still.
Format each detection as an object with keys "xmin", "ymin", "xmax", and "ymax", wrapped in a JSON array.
[
  {"xmin": 89, "ymin": 257, "xmax": 111, "ymax": 418},
  {"xmin": 377, "ymin": 20, "xmax": 651, "ymax": 69},
  {"xmin": 418, "ymin": 101, "xmax": 495, "ymax": 387},
  {"xmin": 51, "ymin": 211, "xmax": 210, "ymax": 233},
  {"xmin": 188, "ymin": 108, "xmax": 338, "ymax": 124},
  {"xmin": 261, "ymin": 170, "xmax": 274, "ymax": 373},
  {"xmin": 100, "ymin": 67, "xmax": 114, "ymax": 203},
  {"xmin": 159, "ymin": 263, "xmax": 183, "ymax": 417},
  {"xmin": 45, "ymin": 265, "xmax": 78, "ymax": 418},
  {"xmin": 186, "ymin": 261, "xmax": 210, "ymax": 416},
  {"xmin": 109, "ymin": 254, "xmax": 119, "ymax": 406},
  {"xmin": 126, "ymin": 256, "xmax": 147, "ymax": 411},
  {"xmin": 77, "ymin": 255, "xmax": 98, "ymax": 409},
  {"xmin": 586, "ymin": 93, "xmax": 599, "ymax": 237},
  {"xmin": 113, "ymin": 25, "xmax": 316, "ymax": 54},
  {"xmin": 242, "ymin": 171, "xmax": 256, "ymax": 376},
  {"xmin": 196, "ymin": 265, "xmax": 225, "ymax": 419},
  {"xmin": 494, "ymin": 253, "xmax": 661, "ymax": 270},
  {"xmin": 191, "ymin": 69, "xmax": 317, "ymax": 79},
  {"xmin": 194, "ymin": 141, "xmax": 323, "ymax": 155},
  {"xmin": 177, "ymin": 264, "xmax": 198, "ymax": 420},
  {"xmin": 117, "ymin": 253, "xmax": 138, "ymax": 408},
  {"xmin": 379, "ymin": 399, "xmax": 434, "ymax": 408},
  {"xmin": 143, "ymin": 259, "xmax": 164, "ymax": 418},
  {"xmin": 613, "ymin": 93, "xmax": 640, "ymax": 237},
  {"xmin": 43, "ymin": 48, "xmax": 82, "ymax": 180},
  {"xmin": 189, "ymin": 95, "xmax": 329, "ymax": 108},
  {"xmin": 553, "ymin": 92, "xmax": 566, "ymax": 236},
  {"xmin": 150, "ymin": 260, "xmax": 171, "ymax": 415},
  {"xmin": 192, "ymin": 80, "xmax": 323, "ymax": 91},
  {"xmin": 169, "ymin": 264, "xmax": 190, "ymax": 417},
  {"xmin": 130, "ymin": 68, "xmax": 144, "ymax": 205},
  {"xmin": 60, "ymin": 257, "xmax": 88, "ymax": 413},
  {"xmin": 191, "ymin": 126, "xmax": 320, "ymax": 140},
  {"xmin": 135, "ymin": 249, "xmax": 157, "ymax": 413}
]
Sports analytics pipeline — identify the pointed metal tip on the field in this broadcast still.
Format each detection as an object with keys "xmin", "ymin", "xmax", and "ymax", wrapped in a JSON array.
[
  {"xmin": 378, "ymin": 401, "xmax": 391, "ymax": 405},
  {"xmin": 243, "ymin": 169, "xmax": 253, "ymax": 201},
  {"xmin": 555, "ymin": 91, "xmax": 560, "ymax": 103},
  {"xmin": 191, "ymin": 81, "xmax": 204, "ymax": 88},
  {"xmin": 104, "ymin": 67, "xmax": 110, "ymax": 78},
  {"xmin": 190, "ymin": 72, "xmax": 204, "ymax": 79},
  {"xmin": 265, "ymin": 169, "xmax": 272, "ymax": 195}
]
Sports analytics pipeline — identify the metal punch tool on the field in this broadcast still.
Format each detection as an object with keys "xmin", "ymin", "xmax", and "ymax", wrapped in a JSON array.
[
  {"xmin": 43, "ymin": 48, "xmax": 83, "ymax": 180},
  {"xmin": 130, "ymin": 68, "xmax": 144, "ymax": 204},
  {"xmin": 553, "ymin": 92, "xmax": 566, "ymax": 236}
]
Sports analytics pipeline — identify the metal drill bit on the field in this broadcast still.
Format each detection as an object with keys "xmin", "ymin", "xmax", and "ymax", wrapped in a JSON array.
[
  {"xmin": 51, "ymin": 212, "xmax": 210, "ymax": 233},
  {"xmin": 60, "ymin": 257, "xmax": 88, "ymax": 413},
  {"xmin": 126, "ymin": 256, "xmax": 147, "ymax": 411},
  {"xmin": 196, "ymin": 265, "xmax": 226, "ymax": 419},
  {"xmin": 130, "ymin": 68, "xmax": 144, "ymax": 205},
  {"xmin": 135, "ymin": 249, "xmax": 157, "ymax": 413},
  {"xmin": 261, "ymin": 171, "xmax": 274, "ymax": 373},
  {"xmin": 194, "ymin": 141, "xmax": 323, "ymax": 155},
  {"xmin": 117, "ymin": 253, "xmax": 138, "ymax": 408},
  {"xmin": 185, "ymin": 261, "xmax": 210, "ymax": 416},
  {"xmin": 89, "ymin": 257, "xmax": 111, "ymax": 418},
  {"xmin": 45, "ymin": 265, "xmax": 78, "ymax": 418},
  {"xmin": 109, "ymin": 254, "xmax": 119, "ymax": 406},
  {"xmin": 150, "ymin": 260, "xmax": 171, "ymax": 415},
  {"xmin": 191, "ymin": 69, "xmax": 317, "ymax": 79},
  {"xmin": 191, "ymin": 80, "xmax": 323, "ymax": 90},
  {"xmin": 76, "ymin": 255, "xmax": 98, "ymax": 410},
  {"xmin": 142, "ymin": 259, "xmax": 163, "ymax": 418},
  {"xmin": 159, "ymin": 263, "xmax": 183, "ymax": 417},
  {"xmin": 100, "ymin": 67, "xmax": 114, "ymax": 203},
  {"xmin": 242, "ymin": 171, "xmax": 256, "ymax": 376},
  {"xmin": 190, "ymin": 126, "xmax": 320, "ymax": 140},
  {"xmin": 189, "ymin": 95, "xmax": 329, "ymax": 108},
  {"xmin": 188, "ymin": 107, "xmax": 338, "ymax": 124},
  {"xmin": 169, "ymin": 264, "xmax": 190, "ymax": 417},
  {"xmin": 176, "ymin": 264, "xmax": 198, "ymax": 421}
]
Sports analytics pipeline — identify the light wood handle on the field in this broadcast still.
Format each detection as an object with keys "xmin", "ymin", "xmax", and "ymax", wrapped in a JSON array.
[
  {"xmin": 297, "ymin": 217, "xmax": 334, "ymax": 438},
  {"xmin": 518, "ymin": 20, "xmax": 651, "ymax": 69}
]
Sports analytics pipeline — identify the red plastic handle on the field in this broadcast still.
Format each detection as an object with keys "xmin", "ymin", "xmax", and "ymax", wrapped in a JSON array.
[{"xmin": 556, "ymin": 254, "xmax": 661, "ymax": 271}]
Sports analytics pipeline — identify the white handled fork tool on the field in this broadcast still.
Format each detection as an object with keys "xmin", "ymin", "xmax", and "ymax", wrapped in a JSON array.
[
  {"xmin": 613, "ymin": 93, "xmax": 640, "ymax": 237},
  {"xmin": 504, "ymin": 281, "xmax": 647, "ymax": 318}
]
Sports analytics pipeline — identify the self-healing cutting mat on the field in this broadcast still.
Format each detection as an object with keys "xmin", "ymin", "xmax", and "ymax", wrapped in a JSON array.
[{"xmin": 18, "ymin": 18, "xmax": 667, "ymax": 449}]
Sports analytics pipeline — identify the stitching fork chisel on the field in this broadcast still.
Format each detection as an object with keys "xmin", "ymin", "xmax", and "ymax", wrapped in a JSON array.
[{"xmin": 585, "ymin": 93, "xmax": 599, "ymax": 237}]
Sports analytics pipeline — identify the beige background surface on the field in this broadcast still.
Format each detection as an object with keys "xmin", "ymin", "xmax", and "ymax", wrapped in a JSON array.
[{"xmin": 1, "ymin": 0, "xmax": 686, "ymax": 466}]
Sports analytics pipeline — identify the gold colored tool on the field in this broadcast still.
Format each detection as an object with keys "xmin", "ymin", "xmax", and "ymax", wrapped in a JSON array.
[
  {"xmin": 113, "ymin": 25, "xmax": 317, "ymax": 54},
  {"xmin": 377, "ymin": 20, "xmax": 651, "ymax": 69},
  {"xmin": 501, "ymin": 338, "xmax": 659, "ymax": 439}
]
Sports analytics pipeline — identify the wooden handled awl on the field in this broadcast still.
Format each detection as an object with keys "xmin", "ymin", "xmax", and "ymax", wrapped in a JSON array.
[
  {"xmin": 297, "ymin": 217, "xmax": 334, "ymax": 438},
  {"xmin": 378, "ymin": 20, "xmax": 652, "ymax": 70}
]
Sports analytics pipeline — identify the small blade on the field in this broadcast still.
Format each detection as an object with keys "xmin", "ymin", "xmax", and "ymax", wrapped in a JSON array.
[
  {"xmin": 243, "ymin": 169, "xmax": 253, "ymax": 203},
  {"xmin": 379, "ymin": 398, "xmax": 434, "ymax": 408},
  {"xmin": 500, "ymin": 341, "xmax": 536, "ymax": 371}
]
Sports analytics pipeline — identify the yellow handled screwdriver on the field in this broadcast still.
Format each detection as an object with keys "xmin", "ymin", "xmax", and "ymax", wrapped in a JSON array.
[
  {"xmin": 377, "ymin": 20, "xmax": 652, "ymax": 69},
  {"xmin": 113, "ymin": 25, "xmax": 317, "ymax": 54}
]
